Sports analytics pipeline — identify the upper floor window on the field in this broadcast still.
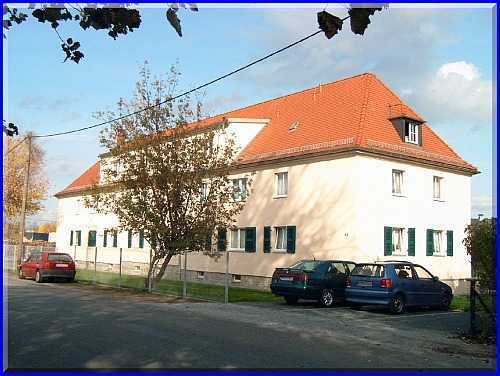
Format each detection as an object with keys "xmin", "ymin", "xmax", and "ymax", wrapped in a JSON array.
[
  {"xmin": 275, "ymin": 172, "xmax": 288, "ymax": 197},
  {"xmin": 392, "ymin": 169, "xmax": 404, "ymax": 195},
  {"xmin": 232, "ymin": 178, "xmax": 248, "ymax": 202},
  {"xmin": 405, "ymin": 121, "xmax": 419, "ymax": 144},
  {"xmin": 433, "ymin": 176, "xmax": 443, "ymax": 200}
]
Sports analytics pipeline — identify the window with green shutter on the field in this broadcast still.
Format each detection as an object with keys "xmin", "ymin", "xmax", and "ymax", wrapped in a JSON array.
[
  {"xmin": 70, "ymin": 231, "xmax": 74, "ymax": 246},
  {"xmin": 407, "ymin": 228, "xmax": 415, "ymax": 256},
  {"xmin": 384, "ymin": 227, "xmax": 392, "ymax": 255},
  {"xmin": 112, "ymin": 231, "xmax": 118, "ymax": 248},
  {"xmin": 76, "ymin": 230, "xmax": 81, "ymax": 246},
  {"xmin": 245, "ymin": 227, "xmax": 256, "ymax": 252},
  {"xmin": 88, "ymin": 231, "xmax": 97, "ymax": 247},
  {"xmin": 217, "ymin": 228, "xmax": 227, "ymax": 252},
  {"xmin": 103, "ymin": 230, "xmax": 108, "ymax": 247},
  {"xmin": 286, "ymin": 225, "xmax": 296, "ymax": 254},
  {"xmin": 139, "ymin": 230, "xmax": 144, "ymax": 249},
  {"xmin": 426, "ymin": 229, "xmax": 434, "ymax": 256},
  {"xmin": 263, "ymin": 226, "xmax": 271, "ymax": 253},
  {"xmin": 128, "ymin": 230, "xmax": 133, "ymax": 248},
  {"xmin": 446, "ymin": 230, "xmax": 453, "ymax": 256}
]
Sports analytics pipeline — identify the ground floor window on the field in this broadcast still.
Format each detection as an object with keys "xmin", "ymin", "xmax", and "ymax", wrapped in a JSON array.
[
  {"xmin": 75, "ymin": 230, "xmax": 82, "ymax": 246},
  {"xmin": 433, "ymin": 230, "xmax": 444, "ymax": 255},
  {"xmin": 392, "ymin": 227, "xmax": 406, "ymax": 255},
  {"xmin": 275, "ymin": 227, "xmax": 287, "ymax": 250},
  {"xmin": 230, "ymin": 228, "xmax": 246, "ymax": 250}
]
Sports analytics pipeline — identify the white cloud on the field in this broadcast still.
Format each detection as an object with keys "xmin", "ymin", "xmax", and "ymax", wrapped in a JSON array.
[
  {"xmin": 472, "ymin": 195, "xmax": 496, "ymax": 218},
  {"xmin": 437, "ymin": 61, "xmax": 479, "ymax": 81}
]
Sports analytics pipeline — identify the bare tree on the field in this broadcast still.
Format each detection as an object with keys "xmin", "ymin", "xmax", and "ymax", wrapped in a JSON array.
[{"xmin": 86, "ymin": 64, "xmax": 245, "ymax": 291}]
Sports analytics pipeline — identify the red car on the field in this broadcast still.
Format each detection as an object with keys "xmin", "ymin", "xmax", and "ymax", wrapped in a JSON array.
[{"xmin": 18, "ymin": 252, "xmax": 76, "ymax": 283}]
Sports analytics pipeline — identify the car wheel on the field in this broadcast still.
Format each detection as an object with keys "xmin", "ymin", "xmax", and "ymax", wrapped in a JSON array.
[
  {"xmin": 18, "ymin": 268, "xmax": 25, "ymax": 279},
  {"xmin": 320, "ymin": 289, "xmax": 335, "ymax": 308},
  {"xmin": 284, "ymin": 296, "xmax": 298, "ymax": 305},
  {"xmin": 440, "ymin": 293, "xmax": 452, "ymax": 311},
  {"xmin": 389, "ymin": 294, "xmax": 405, "ymax": 314},
  {"xmin": 35, "ymin": 270, "xmax": 43, "ymax": 283}
]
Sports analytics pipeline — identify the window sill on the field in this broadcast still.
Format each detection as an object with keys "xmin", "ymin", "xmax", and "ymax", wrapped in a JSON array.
[
  {"xmin": 228, "ymin": 249, "xmax": 245, "ymax": 253},
  {"xmin": 272, "ymin": 249, "xmax": 288, "ymax": 253},
  {"xmin": 273, "ymin": 195, "xmax": 288, "ymax": 199},
  {"xmin": 391, "ymin": 253, "xmax": 409, "ymax": 257},
  {"xmin": 433, "ymin": 198, "xmax": 445, "ymax": 202},
  {"xmin": 392, "ymin": 193, "xmax": 406, "ymax": 198},
  {"xmin": 432, "ymin": 253, "xmax": 446, "ymax": 257}
]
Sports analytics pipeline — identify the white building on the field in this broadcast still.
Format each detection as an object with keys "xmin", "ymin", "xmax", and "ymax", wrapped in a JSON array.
[{"xmin": 55, "ymin": 73, "xmax": 478, "ymax": 293}]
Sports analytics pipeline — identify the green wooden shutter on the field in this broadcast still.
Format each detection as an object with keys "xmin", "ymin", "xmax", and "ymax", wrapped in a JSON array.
[
  {"xmin": 76, "ymin": 231, "xmax": 81, "ymax": 246},
  {"xmin": 103, "ymin": 230, "xmax": 108, "ymax": 247},
  {"xmin": 88, "ymin": 231, "xmax": 96, "ymax": 247},
  {"xmin": 128, "ymin": 230, "xmax": 132, "ymax": 248},
  {"xmin": 384, "ymin": 226, "xmax": 392, "ymax": 256},
  {"xmin": 113, "ymin": 231, "xmax": 118, "ymax": 248},
  {"xmin": 426, "ymin": 229, "xmax": 434, "ymax": 256},
  {"xmin": 263, "ymin": 226, "xmax": 271, "ymax": 253},
  {"xmin": 245, "ymin": 227, "xmax": 256, "ymax": 252},
  {"xmin": 70, "ymin": 231, "xmax": 74, "ymax": 246},
  {"xmin": 446, "ymin": 230, "xmax": 453, "ymax": 256},
  {"xmin": 217, "ymin": 228, "xmax": 227, "ymax": 252},
  {"xmin": 139, "ymin": 230, "xmax": 144, "ymax": 248},
  {"xmin": 407, "ymin": 228, "xmax": 415, "ymax": 256},
  {"xmin": 286, "ymin": 226, "xmax": 296, "ymax": 254}
]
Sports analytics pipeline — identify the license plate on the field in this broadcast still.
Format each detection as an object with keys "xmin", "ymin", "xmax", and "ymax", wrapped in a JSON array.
[
  {"xmin": 280, "ymin": 277, "xmax": 293, "ymax": 281},
  {"xmin": 358, "ymin": 281, "xmax": 372, "ymax": 287},
  {"xmin": 56, "ymin": 263, "xmax": 68, "ymax": 268}
]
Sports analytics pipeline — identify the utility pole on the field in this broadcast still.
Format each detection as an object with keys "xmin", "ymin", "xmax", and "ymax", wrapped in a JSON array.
[{"xmin": 17, "ymin": 134, "xmax": 32, "ymax": 266}]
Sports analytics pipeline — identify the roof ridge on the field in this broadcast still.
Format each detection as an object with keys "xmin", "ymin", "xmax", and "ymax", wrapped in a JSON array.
[
  {"xmin": 199, "ymin": 72, "xmax": 373, "ymax": 123},
  {"xmin": 355, "ymin": 73, "xmax": 373, "ymax": 146}
]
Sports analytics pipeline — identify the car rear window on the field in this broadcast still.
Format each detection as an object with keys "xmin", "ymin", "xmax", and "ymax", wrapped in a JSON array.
[
  {"xmin": 289, "ymin": 260, "xmax": 322, "ymax": 272},
  {"xmin": 48, "ymin": 254, "xmax": 73, "ymax": 263},
  {"xmin": 351, "ymin": 264, "xmax": 385, "ymax": 277}
]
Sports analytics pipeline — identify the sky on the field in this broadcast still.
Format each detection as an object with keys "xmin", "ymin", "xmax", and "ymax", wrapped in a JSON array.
[{"xmin": 3, "ymin": 3, "xmax": 496, "ymax": 227}]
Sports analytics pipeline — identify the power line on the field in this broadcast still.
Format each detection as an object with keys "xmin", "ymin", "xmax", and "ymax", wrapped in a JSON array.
[{"xmin": 32, "ymin": 25, "xmax": 337, "ymax": 139}]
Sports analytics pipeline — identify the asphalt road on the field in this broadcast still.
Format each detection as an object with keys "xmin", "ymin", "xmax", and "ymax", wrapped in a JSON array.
[{"xmin": 6, "ymin": 277, "xmax": 496, "ymax": 370}]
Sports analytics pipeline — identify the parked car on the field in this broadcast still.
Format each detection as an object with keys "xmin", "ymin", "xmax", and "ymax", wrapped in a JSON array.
[
  {"xmin": 270, "ymin": 259, "xmax": 356, "ymax": 307},
  {"xmin": 18, "ymin": 252, "xmax": 76, "ymax": 283},
  {"xmin": 345, "ymin": 261, "xmax": 453, "ymax": 314}
]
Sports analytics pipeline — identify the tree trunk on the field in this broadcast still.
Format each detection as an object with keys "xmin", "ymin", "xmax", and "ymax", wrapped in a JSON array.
[
  {"xmin": 146, "ymin": 254, "xmax": 160, "ymax": 293},
  {"xmin": 153, "ymin": 253, "xmax": 174, "ymax": 287}
]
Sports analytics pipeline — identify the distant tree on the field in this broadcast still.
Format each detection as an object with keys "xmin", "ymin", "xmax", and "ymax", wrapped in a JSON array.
[
  {"xmin": 3, "ymin": 134, "xmax": 49, "ymax": 241},
  {"xmin": 85, "ymin": 64, "xmax": 246, "ymax": 291},
  {"xmin": 37, "ymin": 223, "xmax": 57, "ymax": 233},
  {"xmin": 3, "ymin": 3, "xmax": 198, "ymax": 63},
  {"xmin": 463, "ymin": 218, "xmax": 496, "ymax": 290}
]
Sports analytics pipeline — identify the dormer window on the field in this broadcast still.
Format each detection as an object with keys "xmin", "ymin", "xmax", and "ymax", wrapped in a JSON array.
[{"xmin": 404, "ymin": 120, "xmax": 419, "ymax": 144}]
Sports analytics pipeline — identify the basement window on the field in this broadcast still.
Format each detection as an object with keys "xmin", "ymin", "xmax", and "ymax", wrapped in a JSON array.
[
  {"xmin": 232, "ymin": 274, "xmax": 242, "ymax": 283},
  {"xmin": 197, "ymin": 271, "xmax": 205, "ymax": 280}
]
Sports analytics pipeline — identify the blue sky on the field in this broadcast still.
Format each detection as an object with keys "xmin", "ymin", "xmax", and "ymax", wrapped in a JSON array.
[{"xmin": 3, "ymin": 3, "xmax": 496, "ymax": 226}]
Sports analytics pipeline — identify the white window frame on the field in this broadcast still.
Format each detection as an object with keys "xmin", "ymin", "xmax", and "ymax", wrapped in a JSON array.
[
  {"xmin": 197, "ymin": 271, "xmax": 205, "ymax": 280},
  {"xmin": 433, "ymin": 230, "xmax": 445, "ymax": 256},
  {"xmin": 392, "ymin": 227, "xmax": 407, "ymax": 256},
  {"xmin": 392, "ymin": 169, "xmax": 405, "ymax": 196},
  {"xmin": 201, "ymin": 182, "xmax": 210, "ymax": 200},
  {"xmin": 274, "ymin": 172, "xmax": 288, "ymax": 198},
  {"xmin": 232, "ymin": 274, "xmax": 242, "ymax": 283},
  {"xmin": 405, "ymin": 121, "xmax": 419, "ymax": 144},
  {"xmin": 232, "ymin": 178, "xmax": 248, "ymax": 202},
  {"xmin": 274, "ymin": 226, "xmax": 287, "ymax": 252},
  {"xmin": 433, "ymin": 176, "xmax": 444, "ymax": 201},
  {"xmin": 229, "ymin": 228, "xmax": 246, "ymax": 251}
]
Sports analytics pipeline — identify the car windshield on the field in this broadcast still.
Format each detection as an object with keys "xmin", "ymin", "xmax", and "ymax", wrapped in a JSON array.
[
  {"xmin": 351, "ymin": 264, "xmax": 385, "ymax": 277},
  {"xmin": 289, "ymin": 260, "xmax": 322, "ymax": 272},
  {"xmin": 48, "ymin": 254, "xmax": 73, "ymax": 263}
]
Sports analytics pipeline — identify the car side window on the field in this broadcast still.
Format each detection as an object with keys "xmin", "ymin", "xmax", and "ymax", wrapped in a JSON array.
[
  {"xmin": 394, "ymin": 264, "xmax": 412, "ymax": 279},
  {"xmin": 413, "ymin": 266, "xmax": 433, "ymax": 280}
]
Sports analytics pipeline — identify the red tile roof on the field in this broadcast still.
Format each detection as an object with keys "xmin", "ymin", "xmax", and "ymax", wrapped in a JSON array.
[{"xmin": 55, "ymin": 73, "xmax": 477, "ymax": 197}]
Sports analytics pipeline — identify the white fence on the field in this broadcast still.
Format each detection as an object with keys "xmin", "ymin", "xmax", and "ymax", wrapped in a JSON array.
[{"xmin": 3, "ymin": 242, "xmax": 56, "ymax": 271}]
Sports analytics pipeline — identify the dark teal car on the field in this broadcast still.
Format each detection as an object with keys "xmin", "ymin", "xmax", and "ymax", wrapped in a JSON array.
[
  {"xmin": 345, "ymin": 261, "xmax": 453, "ymax": 314},
  {"xmin": 270, "ymin": 260, "xmax": 356, "ymax": 307}
]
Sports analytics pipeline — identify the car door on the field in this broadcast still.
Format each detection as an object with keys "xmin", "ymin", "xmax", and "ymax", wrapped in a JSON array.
[
  {"xmin": 22, "ymin": 255, "xmax": 34, "ymax": 278},
  {"xmin": 393, "ymin": 264, "xmax": 419, "ymax": 306},
  {"xmin": 412, "ymin": 265, "xmax": 441, "ymax": 306},
  {"xmin": 326, "ymin": 262, "xmax": 349, "ymax": 298}
]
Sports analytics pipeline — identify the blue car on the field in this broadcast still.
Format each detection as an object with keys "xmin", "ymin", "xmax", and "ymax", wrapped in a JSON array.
[{"xmin": 345, "ymin": 261, "xmax": 453, "ymax": 314}]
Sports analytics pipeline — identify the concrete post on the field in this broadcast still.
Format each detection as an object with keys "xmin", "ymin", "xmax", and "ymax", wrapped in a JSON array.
[
  {"xmin": 93, "ymin": 247, "xmax": 97, "ymax": 284},
  {"xmin": 224, "ymin": 251, "xmax": 229, "ymax": 304},
  {"xmin": 182, "ymin": 250, "xmax": 187, "ymax": 298},
  {"xmin": 118, "ymin": 247, "xmax": 122, "ymax": 288}
]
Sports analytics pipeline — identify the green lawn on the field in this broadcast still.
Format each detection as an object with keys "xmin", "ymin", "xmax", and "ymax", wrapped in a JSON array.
[
  {"xmin": 75, "ymin": 269, "xmax": 281, "ymax": 303},
  {"xmin": 451, "ymin": 295, "xmax": 469, "ymax": 311}
]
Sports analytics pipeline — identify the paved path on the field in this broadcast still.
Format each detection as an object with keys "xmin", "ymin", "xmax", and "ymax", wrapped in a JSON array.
[{"xmin": 6, "ymin": 277, "xmax": 495, "ymax": 370}]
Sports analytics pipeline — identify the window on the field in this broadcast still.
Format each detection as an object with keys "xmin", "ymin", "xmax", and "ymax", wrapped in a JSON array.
[
  {"xmin": 394, "ymin": 264, "xmax": 413, "ymax": 279},
  {"xmin": 75, "ymin": 231, "xmax": 82, "ymax": 246},
  {"xmin": 289, "ymin": 260, "xmax": 322, "ymax": 272},
  {"xmin": 433, "ymin": 176, "xmax": 443, "ymax": 200},
  {"xmin": 232, "ymin": 178, "xmax": 248, "ymax": 202},
  {"xmin": 70, "ymin": 231, "xmax": 74, "ymax": 246},
  {"xmin": 139, "ymin": 230, "xmax": 144, "ymax": 248},
  {"xmin": 128, "ymin": 230, "xmax": 133, "ymax": 248},
  {"xmin": 197, "ymin": 271, "xmax": 205, "ymax": 280},
  {"xmin": 275, "ymin": 172, "xmax": 288, "ymax": 197},
  {"xmin": 392, "ymin": 227, "xmax": 406, "ymax": 255},
  {"xmin": 201, "ymin": 182, "xmax": 210, "ymax": 200},
  {"xmin": 275, "ymin": 227, "xmax": 287, "ymax": 250},
  {"xmin": 329, "ymin": 262, "xmax": 347, "ymax": 275},
  {"xmin": 351, "ymin": 264, "xmax": 385, "ymax": 277},
  {"xmin": 230, "ymin": 228, "xmax": 246, "ymax": 250},
  {"xmin": 433, "ymin": 230, "xmax": 444, "ymax": 255},
  {"xmin": 404, "ymin": 120, "xmax": 419, "ymax": 144},
  {"xmin": 392, "ymin": 169, "xmax": 404, "ymax": 195},
  {"xmin": 413, "ymin": 265, "xmax": 434, "ymax": 280},
  {"xmin": 88, "ymin": 231, "xmax": 97, "ymax": 247},
  {"xmin": 112, "ymin": 231, "xmax": 118, "ymax": 248},
  {"xmin": 232, "ymin": 274, "xmax": 242, "ymax": 283},
  {"xmin": 103, "ymin": 230, "xmax": 108, "ymax": 247},
  {"xmin": 48, "ymin": 254, "xmax": 73, "ymax": 263}
]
